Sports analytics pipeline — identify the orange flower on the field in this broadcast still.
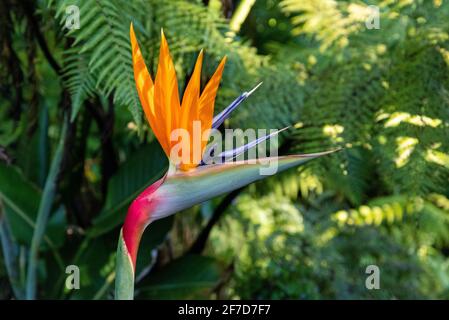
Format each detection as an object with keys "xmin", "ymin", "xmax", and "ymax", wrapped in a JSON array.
[
  {"xmin": 117, "ymin": 24, "xmax": 337, "ymax": 300},
  {"xmin": 130, "ymin": 24, "xmax": 226, "ymax": 171}
]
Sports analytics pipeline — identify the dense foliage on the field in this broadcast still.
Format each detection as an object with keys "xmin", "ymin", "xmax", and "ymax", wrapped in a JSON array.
[{"xmin": 0, "ymin": 0, "xmax": 448, "ymax": 299}]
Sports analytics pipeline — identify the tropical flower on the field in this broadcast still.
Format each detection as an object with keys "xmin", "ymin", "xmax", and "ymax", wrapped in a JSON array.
[{"xmin": 115, "ymin": 24, "xmax": 335, "ymax": 299}]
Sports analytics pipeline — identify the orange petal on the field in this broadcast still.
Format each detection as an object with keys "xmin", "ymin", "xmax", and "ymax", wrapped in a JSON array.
[
  {"xmin": 180, "ymin": 50, "xmax": 203, "ymax": 129},
  {"xmin": 199, "ymin": 56, "xmax": 226, "ymax": 121},
  {"xmin": 199, "ymin": 56, "xmax": 226, "ymax": 142},
  {"xmin": 154, "ymin": 29, "xmax": 181, "ymax": 157},
  {"xmin": 178, "ymin": 56, "xmax": 226, "ymax": 171},
  {"xmin": 179, "ymin": 50, "xmax": 203, "ymax": 169},
  {"xmin": 130, "ymin": 24, "xmax": 166, "ymax": 153}
]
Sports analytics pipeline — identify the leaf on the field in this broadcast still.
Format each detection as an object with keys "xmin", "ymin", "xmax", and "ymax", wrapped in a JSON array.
[
  {"xmin": 137, "ymin": 255, "xmax": 221, "ymax": 299},
  {"xmin": 67, "ymin": 233, "xmax": 117, "ymax": 299},
  {"xmin": 88, "ymin": 142, "xmax": 167, "ymax": 237},
  {"xmin": 26, "ymin": 121, "xmax": 68, "ymax": 299},
  {"xmin": 0, "ymin": 216, "xmax": 25, "ymax": 299},
  {"xmin": 15, "ymin": 106, "xmax": 49, "ymax": 187},
  {"xmin": 62, "ymin": 50, "xmax": 96, "ymax": 121},
  {"xmin": 56, "ymin": 0, "xmax": 144, "ymax": 125},
  {"xmin": 0, "ymin": 163, "xmax": 65, "ymax": 250},
  {"xmin": 46, "ymin": 206, "xmax": 67, "ymax": 249}
]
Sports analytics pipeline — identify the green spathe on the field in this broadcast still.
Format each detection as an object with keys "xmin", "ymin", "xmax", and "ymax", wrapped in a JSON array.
[{"xmin": 149, "ymin": 152, "xmax": 337, "ymax": 222}]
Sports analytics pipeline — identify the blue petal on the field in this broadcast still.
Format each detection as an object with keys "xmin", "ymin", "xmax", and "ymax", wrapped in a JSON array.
[
  {"xmin": 212, "ymin": 82, "xmax": 263, "ymax": 129},
  {"xmin": 202, "ymin": 127, "xmax": 289, "ymax": 165}
]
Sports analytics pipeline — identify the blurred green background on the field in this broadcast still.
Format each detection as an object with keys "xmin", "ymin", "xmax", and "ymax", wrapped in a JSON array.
[{"xmin": 1, "ymin": 0, "xmax": 449, "ymax": 299}]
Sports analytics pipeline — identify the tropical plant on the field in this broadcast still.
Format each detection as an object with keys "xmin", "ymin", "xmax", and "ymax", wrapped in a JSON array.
[{"xmin": 0, "ymin": 0, "xmax": 448, "ymax": 300}]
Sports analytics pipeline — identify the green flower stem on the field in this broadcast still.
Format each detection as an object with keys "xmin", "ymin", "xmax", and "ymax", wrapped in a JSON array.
[
  {"xmin": 25, "ymin": 120, "xmax": 68, "ymax": 300},
  {"xmin": 115, "ymin": 229, "xmax": 135, "ymax": 300}
]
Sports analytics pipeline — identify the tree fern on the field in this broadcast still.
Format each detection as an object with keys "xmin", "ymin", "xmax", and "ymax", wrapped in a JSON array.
[{"xmin": 55, "ymin": 0, "xmax": 145, "ymax": 124}]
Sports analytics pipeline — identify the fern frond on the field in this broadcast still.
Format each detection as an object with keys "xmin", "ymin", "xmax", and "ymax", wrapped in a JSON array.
[
  {"xmin": 55, "ymin": 0, "xmax": 144, "ymax": 124},
  {"xmin": 62, "ymin": 49, "xmax": 96, "ymax": 120}
]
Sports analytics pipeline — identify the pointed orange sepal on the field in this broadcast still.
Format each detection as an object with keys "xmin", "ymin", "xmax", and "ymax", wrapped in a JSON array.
[{"xmin": 130, "ymin": 25, "xmax": 226, "ymax": 171}]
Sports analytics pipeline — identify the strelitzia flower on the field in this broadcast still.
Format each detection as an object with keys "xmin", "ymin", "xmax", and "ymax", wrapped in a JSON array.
[{"xmin": 115, "ymin": 24, "xmax": 335, "ymax": 299}]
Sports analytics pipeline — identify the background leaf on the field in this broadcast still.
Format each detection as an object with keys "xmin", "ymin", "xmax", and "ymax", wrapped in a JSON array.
[
  {"xmin": 0, "ymin": 163, "xmax": 66, "ymax": 250},
  {"xmin": 137, "ymin": 255, "xmax": 221, "ymax": 299},
  {"xmin": 88, "ymin": 142, "xmax": 167, "ymax": 237}
]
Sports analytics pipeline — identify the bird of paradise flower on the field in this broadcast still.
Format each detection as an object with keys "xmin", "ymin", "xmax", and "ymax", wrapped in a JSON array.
[{"xmin": 115, "ymin": 24, "xmax": 336, "ymax": 299}]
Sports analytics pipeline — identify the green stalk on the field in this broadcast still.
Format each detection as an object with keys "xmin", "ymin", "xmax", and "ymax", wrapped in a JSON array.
[
  {"xmin": 25, "ymin": 120, "xmax": 68, "ymax": 300},
  {"xmin": 115, "ymin": 229, "xmax": 135, "ymax": 300},
  {"xmin": 93, "ymin": 271, "xmax": 115, "ymax": 300},
  {"xmin": 38, "ymin": 104, "xmax": 49, "ymax": 187}
]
